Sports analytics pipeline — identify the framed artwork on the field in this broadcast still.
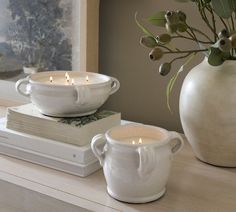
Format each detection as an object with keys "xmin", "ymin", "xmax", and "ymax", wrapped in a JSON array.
[
  {"xmin": 0, "ymin": 0, "xmax": 99, "ymax": 102},
  {"xmin": 0, "ymin": 0, "xmax": 99, "ymax": 82}
]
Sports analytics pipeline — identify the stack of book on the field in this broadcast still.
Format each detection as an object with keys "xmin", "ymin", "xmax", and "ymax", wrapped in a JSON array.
[{"xmin": 0, "ymin": 104, "xmax": 121, "ymax": 177}]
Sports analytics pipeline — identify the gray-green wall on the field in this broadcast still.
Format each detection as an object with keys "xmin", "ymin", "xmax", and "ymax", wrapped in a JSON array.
[{"xmin": 99, "ymin": 0, "xmax": 208, "ymax": 131}]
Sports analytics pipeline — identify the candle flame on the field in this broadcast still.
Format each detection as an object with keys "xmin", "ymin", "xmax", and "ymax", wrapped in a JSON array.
[
  {"xmin": 86, "ymin": 75, "xmax": 89, "ymax": 82},
  {"xmin": 132, "ymin": 140, "xmax": 135, "ymax": 145},
  {"xmin": 138, "ymin": 138, "xmax": 142, "ymax": 144},
  {"xmin": 71, "ymin": 78, "xmax": 74, "ymax": 85},
  {"xmin": 50, "ymin": 76, "xmax": 53, "ymax": 83}
]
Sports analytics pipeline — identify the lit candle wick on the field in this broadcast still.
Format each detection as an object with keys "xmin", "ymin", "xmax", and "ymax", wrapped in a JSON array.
[
  {"xmin": 65, "ymin": 72, "xmax": 70, "ymax": 83},
  {"xmin": 50, "ymin": 76, "xmax": 53, "ymax": 83},
  {"xmin": 138, "ymin": 138, "xmax": 142, "ymax": 144},
  {"xmin": 71, "ymin": 78, "xmax": 74, "ymax": 85},
  {"xmin": 132, "ymin": 140, "xmax": 135, "ymax": 145},
  {"xmin": 86, "ymin": 75, "xmax": 89, "ymax": 82}
]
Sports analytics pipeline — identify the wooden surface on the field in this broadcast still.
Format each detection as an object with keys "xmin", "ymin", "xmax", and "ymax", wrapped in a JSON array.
[
  {"xmin": 1, "ymin": 143, "xmax": 236, "ymax": 212},
  {"xmin": 0, "ymin": 106, "xmax": 6, "ymax": 118},
  {"xmin": 0, "ymin": 99, "xmax": 21, "ymax": 118},
  {"xmin": 0, "ymin": 104, "xmax": 236, "ymax": 212},
  {"xmin": 0, "ymin": 180, "xmax": 89, "ymax": 212}
]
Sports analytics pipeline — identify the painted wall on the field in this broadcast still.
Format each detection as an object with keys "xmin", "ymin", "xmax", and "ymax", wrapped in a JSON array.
[{"xmin": 99, "ymin": 0, "xmax": 210, "ymax": 132}]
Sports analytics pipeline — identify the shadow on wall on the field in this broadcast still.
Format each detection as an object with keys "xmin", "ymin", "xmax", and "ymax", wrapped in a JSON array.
[{"xmin": 99, "ymin": 0, "xmax": 206, "ymax": 132}]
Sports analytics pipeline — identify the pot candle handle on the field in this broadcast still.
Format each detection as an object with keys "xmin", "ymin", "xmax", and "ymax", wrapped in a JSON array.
[
  {"xmin": 109, "ymin": 77, "xmax": 120, "ymax": 95},
  {"xmin": 169, "ymin": 132, "xmax": 185, "ymax": 155},
  {"xmin": 137, "ymin": 146, "xmax": 156, "ymax": 178},
  {"xmin": 15, "ymin": 77, "xmax": 31, "ymax": 97},
  {"xmin": 91, "ymin": 134, "xmax": 107, "ymax": 166}
]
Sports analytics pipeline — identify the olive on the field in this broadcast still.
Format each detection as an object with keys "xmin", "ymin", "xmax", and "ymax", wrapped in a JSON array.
[
  {"xmin": 159, "ymin": 34, "xmax": 171, "ymax": 44},
  {"xmin": 159, "ymin": 63, "xmax": 171, "ymax": 76},
  {"xmin": 165, "ymin": 23, "xmax": 178, "ymax": 34},
  {"xmin": 218, "ymin": 29, "xmax": 229, "ymax": 38},
  {"xmin": 229, "ymin": 34, "xmax": 236, "ymax": 48},
  {"xmin": 140, "ymin": 36, "xmax": 158, "ymax": 48},
  {"xmin": 218, "ymin": 38, "xmax": 232, "ymax": 52},
  {"xmin": 149, "ymin": 48, "xmax": 163, "ymax": 61},
  {"xmin": 177, "ymin": 10, "xmax": 186, "ymax": 22},
  {"xmin": 165, "ymin": 11, "xmax": 179, "ymax": 24},
  {"xmin": 177, "ymin": 22, "xmax": 187, "ymax": 32}
]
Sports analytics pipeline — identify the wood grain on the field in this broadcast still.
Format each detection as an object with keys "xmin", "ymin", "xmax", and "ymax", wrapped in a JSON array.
[{"xmin": 0, "ymin": 103, "xmax": 235, "ymax": 212}]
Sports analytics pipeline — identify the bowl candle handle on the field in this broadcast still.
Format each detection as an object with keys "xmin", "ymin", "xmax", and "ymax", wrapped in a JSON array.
[
  {"xmin": 15, "ymin": 77, "xmax": 31, "ymax": 98},
  {"xmin": 91, "ymin": 134, "xmax": 107, "ymax": 166},
  {"xmin": 137, "ymin": 146, "xmax": 156, "ymax": 178},
  {"xmin": 109, "ymin": 77, "xmax": 120, "ymax": 95},
  {"xmin": 169, "ymin": 132, "xmax": 185, "ymax": 155},
  {"xmin": 74, "ymin": 86, "xmax": 90, "ymax": 105}
]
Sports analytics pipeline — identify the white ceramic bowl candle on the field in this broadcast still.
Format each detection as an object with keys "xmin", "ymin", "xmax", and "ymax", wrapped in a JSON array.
[
  {"xmin": 91, "ymin": 124, "xmax": 184, "ymax": 203},
  {"xmin": 15, "ymin": 71, "xmax": 120, "ymax": 117}
]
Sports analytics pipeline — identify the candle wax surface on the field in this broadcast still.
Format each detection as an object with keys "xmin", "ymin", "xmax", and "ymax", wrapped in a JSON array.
[
  {"xmin": 36, "ymin": 75, "xmax": 107, "ymax": 85},
  {"xmin": 121, "ymin": 137, "xmax": 158, "ymax": 145}
]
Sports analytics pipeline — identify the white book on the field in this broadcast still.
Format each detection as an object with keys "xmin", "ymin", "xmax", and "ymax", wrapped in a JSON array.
[
  {"xmin": 6, "ymin": 104, "xmax": 121, "ymax": 146},
  {"xmin": 0, "ymin": 141, "xmax": 101, "ymax": 177},
  {"xmin": 0, "ymin": 118, "xmax": 99, "ymax": 164}
]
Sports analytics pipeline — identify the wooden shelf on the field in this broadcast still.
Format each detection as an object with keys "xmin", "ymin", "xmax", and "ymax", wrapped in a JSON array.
[
  {"xmin": 0, "ymin": 141, "xmax": 236, "ymax": 211},
  {"xmin": 0, "ymin": 102, "xmax": 236, "ymax": 211}
]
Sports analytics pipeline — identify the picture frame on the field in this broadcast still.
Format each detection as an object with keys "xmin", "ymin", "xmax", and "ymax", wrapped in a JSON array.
[
  {"xmin": 0, "ymin": 0, "xmax": 100, "ymax": 102},
  {"xmin": 73, "ymin": 0, "xmax": 99, "ymax": 73}
]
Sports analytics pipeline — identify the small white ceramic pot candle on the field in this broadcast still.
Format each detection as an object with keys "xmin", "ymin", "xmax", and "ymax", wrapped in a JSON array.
[
  {"xmin": 91, "ymin": 124, "xmax": 184, "ymax": 203},
  {"xmin": 15, "ymin": 71, "xmax": 120, "ymax": 117}
]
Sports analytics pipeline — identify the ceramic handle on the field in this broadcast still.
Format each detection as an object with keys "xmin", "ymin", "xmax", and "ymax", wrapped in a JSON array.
[
  {"xmin": 137, "ymin": 146, "xmax": 156, "ymax": 178},
  {"xmin": 15, "ymin": 77, "xmax": 31, "ymax": 97},
  {"xmin": 169, "ymin": 131, "xmax": 184, "ymax": 155},
  {"xmin": 74, "ymin": 86, "xmax": 90, "ymax": 105},
  {"xmin": 109, "ymin": 77, "xmax": 120, "ymax": 95},
  {"xmin": 91, "ymin": 134, "xmax": 107, "ymax": 166}
]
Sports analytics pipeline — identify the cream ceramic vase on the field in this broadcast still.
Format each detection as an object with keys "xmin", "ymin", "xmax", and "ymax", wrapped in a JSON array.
[{"xmin": 180, "ymin": 58, "xmax": 236, "ymax": 167}]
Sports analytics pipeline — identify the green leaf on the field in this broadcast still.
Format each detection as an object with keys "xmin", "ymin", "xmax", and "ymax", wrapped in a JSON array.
[
  {"xmin": 211, "ymin": 0, "xmax": 233, "ymax": 19},
  {"xmin": 166, "ymin": 73, "xmax": 179, "ymax": 113},
  {"xmin": 229, "ymin": 0, "xmax": 236, "ymax": 11},
  {"xmin": 166, "ymin": 53, "xmax": 196, "ymax": 112},
  {"xmin": 135, "ymin": 12, "xmax": 155, "ymax": 37},
  {"xmin": 208, "ymin": 47, "xmax": 224, "ymax": 66},
  {"xmin": 147, "ymin": 11, "xmax": 166, "ymax": 27}
]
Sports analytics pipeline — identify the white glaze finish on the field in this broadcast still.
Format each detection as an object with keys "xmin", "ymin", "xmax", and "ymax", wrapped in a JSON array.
[
  {"xmin": 15, "ymin": 71, "xmax": 120, "ymax": 117},
  {"xmin": 180, "ymin": 59, "xmax": 236, "ymax": 167},
  {"xmin": 91, "ymin": 124, "xmax": 184, "ymax": 203},
  {"xmin": 23, "ymin": 66, "xmax": 39, "ymax": 74}
]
